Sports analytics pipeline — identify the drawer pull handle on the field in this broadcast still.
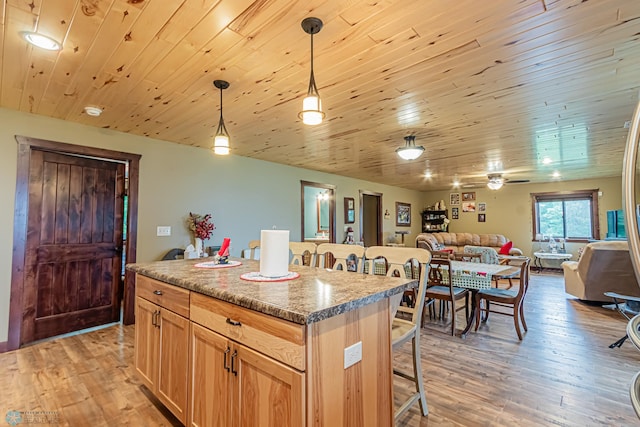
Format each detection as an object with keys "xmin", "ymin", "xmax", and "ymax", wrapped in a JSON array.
[
  {"xmin": 153, "ymin": 290, "xmax": 163, "ymax": 295},
  {"xmin": 223, "ymin": 347, "xmax": 231, "ymax": 372},
  {"xmin": 231, "ymin": 350, "xmax": 238, "ymax": 376},
  {"xmin": 226, "ymin": 318, "xmax": 241, "ymax": 327}
]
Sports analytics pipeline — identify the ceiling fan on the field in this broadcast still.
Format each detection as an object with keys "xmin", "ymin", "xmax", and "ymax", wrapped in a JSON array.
[
  {"xmin": 461, "ymin": 173, "xmax": 530, "ymax": 189},
  {"xmin": 486, "ymin": 173, "xmax": 530, "ymax": 190}
]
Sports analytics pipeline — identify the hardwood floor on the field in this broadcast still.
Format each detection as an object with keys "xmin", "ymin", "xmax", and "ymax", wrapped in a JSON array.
[{"xmin": 1, "ymin": 272, "xmax": 638, "ymax": 426}]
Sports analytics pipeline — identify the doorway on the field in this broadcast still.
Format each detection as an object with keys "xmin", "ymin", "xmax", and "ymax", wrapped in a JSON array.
[
  {"xmin": 8, "ymin": 136, "xmax": 140, "ymax": 350},
  {"xmin": 360, "ymin": 191, "xmax": 382, "ymax": 246}
]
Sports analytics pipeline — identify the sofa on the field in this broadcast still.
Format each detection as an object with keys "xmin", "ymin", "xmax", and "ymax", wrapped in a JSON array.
[
  {"xmin": 562, "ymin": 240, "xmax": 640, "ymax": 301},
  {"xmin": 415, "ymin": 232, "xmax": 523, "ymax": 256}
]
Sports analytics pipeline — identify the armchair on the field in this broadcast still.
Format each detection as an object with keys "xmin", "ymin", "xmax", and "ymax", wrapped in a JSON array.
[{"xmin": 562, "ymin": 241, "xmax": 640, "ymax": 301}]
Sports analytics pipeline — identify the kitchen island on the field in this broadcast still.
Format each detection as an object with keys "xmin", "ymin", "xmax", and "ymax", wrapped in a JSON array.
[{"xmin": 127, "ymin": 257, "xmax": 416, "ymax": 427}]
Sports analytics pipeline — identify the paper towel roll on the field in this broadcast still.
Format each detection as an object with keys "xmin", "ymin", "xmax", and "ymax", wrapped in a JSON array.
[{"xmin": 259, "ymin": 230, "xmax": 290, "ymax": 278}]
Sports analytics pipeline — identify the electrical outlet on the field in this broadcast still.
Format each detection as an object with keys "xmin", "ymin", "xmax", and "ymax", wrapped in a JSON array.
[
  {"xmin": 156, "ymin": 226, "xmax": 171, "ymax": 236},
  {"xmin": 344, "ymin": 341, "xmax": 362, "ymax": 369}
]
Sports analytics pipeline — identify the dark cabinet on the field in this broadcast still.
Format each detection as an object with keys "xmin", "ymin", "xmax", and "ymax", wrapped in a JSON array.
[{"xmin": 422, "ymin": 210, "xmax": 448, "ymax": 232}]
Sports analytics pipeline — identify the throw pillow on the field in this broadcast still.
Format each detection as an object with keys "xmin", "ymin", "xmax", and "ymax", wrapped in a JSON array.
[{"xmin": 499, "ymin": 241, "xmax": 513, "ymax": 255}]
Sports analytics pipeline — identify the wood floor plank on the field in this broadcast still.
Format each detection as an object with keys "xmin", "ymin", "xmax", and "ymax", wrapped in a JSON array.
[{"xmin": 0, "ymin": 272, "xmax": 638, "ymax": 426}]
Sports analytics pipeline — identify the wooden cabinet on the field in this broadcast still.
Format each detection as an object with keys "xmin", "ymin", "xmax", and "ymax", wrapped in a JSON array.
[
  {"xmin": 134, "ymin": 272, "xmax": 394, "ymax": 427},
  {"xmin": 134, "ymin": 276, "xmax": 190, "ymax": 424},
  {"xmin": 190, "ymin": 293, "xmax": 304, "ymax": 427},
  {"xmin": 422, "ymin": 209, "xmax": 448, "ymax": 232},
  {"xmin": 190, "ymin": 323, "xmax": 303, "ymax": 427}
]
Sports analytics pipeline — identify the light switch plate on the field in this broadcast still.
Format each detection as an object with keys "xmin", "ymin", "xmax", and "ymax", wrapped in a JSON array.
[
  {"xmin": 344, "ymin": 341, "xmax": 362, "ymax": 369},
  {"xmin": 157, "ymin": 226, "xmax": 171, "ymax": 236}
]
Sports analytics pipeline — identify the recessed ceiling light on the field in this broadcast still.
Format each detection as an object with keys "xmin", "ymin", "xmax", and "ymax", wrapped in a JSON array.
[
  {"xmin": 424, "ymin": 171, "xmax": 432, "ymax": 179},
  {"xmin": 19, "ymin": 31, "xmax": 62, "ymax": 51},
  {"xmin": 84, "ymin": 106, "xmax": 103, "ymax": 117},
  {"xmin": 542, "ymin": 157, "xmax": 552, "ymax": 165},
  {"xmin": 552, "ymin": 171, "xmax": 561, "ymax": 178}
]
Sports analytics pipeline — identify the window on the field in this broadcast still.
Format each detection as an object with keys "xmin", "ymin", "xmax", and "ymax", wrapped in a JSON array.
[{"xmin": 531, "ymin": 190, "xmax": 600, "ymax": 241}]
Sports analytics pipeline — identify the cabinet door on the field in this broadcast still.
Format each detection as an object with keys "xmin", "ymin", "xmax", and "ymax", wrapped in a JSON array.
[
  {"xmin": 232, "ymin": 344, "xmax": 304, "ymax": 427},
  {"xmin": 134, "ymin": 297, "xmax": 158, "ymax": 391},
  {"xmin": 157, "ymin": 307, "xmax": 190, "ymax": 424},
  {"xmin": 190, "ymin": 323, "xmax": 232, "ymax": 427}
]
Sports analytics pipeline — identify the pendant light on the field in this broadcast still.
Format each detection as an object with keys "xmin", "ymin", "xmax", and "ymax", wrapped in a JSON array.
[
  {"xmin": 396, "ymin": 135, "xmax": 425, "ymax": 160},
  {"xmin": 213, "ymin": 80, "xmax": 230, "ymax": 155},
  {"xmin": 298, "ymin": 17, "xmax": 325, "ymax": 125}
]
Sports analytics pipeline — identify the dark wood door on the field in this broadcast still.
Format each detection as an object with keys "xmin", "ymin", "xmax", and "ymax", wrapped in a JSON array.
[
  {"xmin": 22, "ymin": 149, "xmax": 125, "ymax": 343},
  {"xmin": 360, "ymin": 192, "xmax": 382, "ymax": 246}
]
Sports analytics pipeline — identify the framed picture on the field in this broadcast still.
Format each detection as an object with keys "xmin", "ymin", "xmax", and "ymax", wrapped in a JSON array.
[
  {"xmin": 462, "ymin": 202, "xmax": 476, "ymax": 212},
  {"xmin": 396, "ymin": 202, "xmax": 411, "ymax": 226},
  {"xmin": 462, "ymin": 191, "xmax": 476, "ymax": 201},
  {"xmin": 450, "ymin": 193, "xmax": 460, "ymax": 206},
  {"xmin": 344, "ymin": 197, "xmax": 355, "ymax": 224},
  {"xmin": 452, "ymin": 207, "xmax": 459, "ymax": 219},
  {"xmin": 478, "ymin": 213, "xmax": 486, "ymax": 222},
  {"xmin": 478, "ymin": 202, "xmax": 486, "ymax": 213}
]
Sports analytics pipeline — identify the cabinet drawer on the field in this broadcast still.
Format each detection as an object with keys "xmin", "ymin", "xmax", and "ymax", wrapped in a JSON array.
[
  {"xmin": 136, "ymin": 274, "xmax": 190, "ymax": 318},
  {"xmin": 190, "ymin": 293, "xmax": 305, "ymax": 371}
]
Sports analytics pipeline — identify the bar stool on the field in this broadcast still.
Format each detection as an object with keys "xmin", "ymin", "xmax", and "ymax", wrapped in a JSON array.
[
  {"xmin": 364, "ymin": 246, "xmax": 431, "ymax": 420},
  {"xmin": 289, "ymin": 241, "xmax": 317, "ymax": 266},
  {"xmin": 316, "ymin": 243, "xmax": 365, "ymax": 272},
  {"xmin": 247, "ymin": 239, "xmax": 260, "ymax": 260}
]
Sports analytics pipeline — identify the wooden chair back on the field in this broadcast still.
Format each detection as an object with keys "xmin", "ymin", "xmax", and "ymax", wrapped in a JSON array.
[
  {"xmin": 247, "ymin": 239, "xmax": 260, "ymax": 260},
  {"xmin": 452, "ymin": 252, "xmax": 482, "ymax": 263},
  {"xmin": 289, "ymin": 241, "xmax": 317, "ymax": 266},
  {"xmin": 316, "ymin": 243, "xmax": 365, "ymax": 272},
  {"xmin": 364, "ymin": 246, "xmax": 432, "ymax": 324}
]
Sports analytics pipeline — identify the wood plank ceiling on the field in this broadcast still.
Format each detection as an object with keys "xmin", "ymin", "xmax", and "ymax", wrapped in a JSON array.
[{"xmin": 2, "ymin": 0, "xmax": 639, "ymax": 191}]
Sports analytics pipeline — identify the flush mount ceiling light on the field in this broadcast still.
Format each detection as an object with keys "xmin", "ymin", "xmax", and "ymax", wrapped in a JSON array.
[
  {"xmin": 298, "ymin": 17, "xmax": 325, "ymax": 126},
  {"xmin": 487, "ymin": 174, "xmax": 504, "ymax": 190},
  {"xmin": 396, "ymin": 135, "xmax": 425, "ymax": 160},
  {"xmin": 84, "ymin": 106, "xmax": 103, "ymax": 117},
  {"xmin": 213, "ymin": 80, "xmax": 230, "ymax": 155},
  {"xmin": 20, "ymin": 31, "xmax": 62, "ymax": 51}
]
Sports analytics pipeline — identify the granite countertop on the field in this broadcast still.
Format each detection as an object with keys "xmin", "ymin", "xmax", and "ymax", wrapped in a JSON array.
[{"xmin": 126, "ymin": 258, "xmax": 416, "ymax": 325}]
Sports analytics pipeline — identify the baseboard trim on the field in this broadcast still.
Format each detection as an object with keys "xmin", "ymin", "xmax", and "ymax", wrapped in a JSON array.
[{"xmin": 0, "ymin": 341, "xmax": 7, "ymax": 353}]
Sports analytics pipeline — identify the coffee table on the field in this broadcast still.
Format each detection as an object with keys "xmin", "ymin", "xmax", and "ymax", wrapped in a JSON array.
[{"xmin": 533, "ymin": 251, "xmax": 572, "ymax": 272}]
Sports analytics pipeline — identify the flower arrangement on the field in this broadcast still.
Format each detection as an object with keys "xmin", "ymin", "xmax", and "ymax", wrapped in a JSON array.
[{"xmin": 187, "ymin": 212, "xmax": 215, "ymax": 240}]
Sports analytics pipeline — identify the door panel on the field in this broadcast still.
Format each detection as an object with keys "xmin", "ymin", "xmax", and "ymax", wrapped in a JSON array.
[
  {"xmin": 22, "ymin": 149, "xmax": 125, "ymax": 343},
  {"xmin": 157, "ymin": 308, "xmax": 189, "ymax": 424},
  {"xmin": 191, "ymin": 323, "xmax": 232, "ymax": 427},
  {"xmin": 135, "ymin": 297, "xmax": 158, "ymax": 391},
  {"xmin": 234, "ymin": 344, "xmax": 304, "ymax": 427}
]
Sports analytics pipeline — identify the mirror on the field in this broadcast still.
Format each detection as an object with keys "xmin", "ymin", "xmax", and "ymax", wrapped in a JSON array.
[
  {"xmin": 317, "ymin": 193, "xmax": 329, "ymax": 232},
  {"xmin": 301, "ymin": 180, "xmax": 335, "ymax": 243}
]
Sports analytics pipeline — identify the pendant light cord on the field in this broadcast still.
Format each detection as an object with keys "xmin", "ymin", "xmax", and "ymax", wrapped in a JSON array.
[{"xmin": 308, "ymin": 32, "xmax": 318, "ymax": 95}]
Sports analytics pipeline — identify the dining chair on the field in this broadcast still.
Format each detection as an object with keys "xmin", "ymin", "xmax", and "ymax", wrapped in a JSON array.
[
  {"xmin": 431, "ymin": 250, "xmax": 454, "ymax": 260},
  {"xmin": 316, "ymin": 243, "xmax": 365, "ymax": 272},
  {"xmin": 463, "ymin": 245, "xmax": 499, "ymax": 264},
  {"xmin": 452, "ymin": 252, "xmax": 481, "ymax": 263},
  {"xmin": 289, "ymin": 241, "xmax": 317, "ymax": 266},
  {"xmin": 247, "ymin": 239, "xmax": 260, "ymax": 260},
  {"xmin": 474, "ymin": 258, "xmax": 531, "ymax": 340},
  {"xmin": 424, "ymin": 258, "xmax": 470, "ymax": 336},
  {"xmin": 364, "ymin": 246, "xmax": 431, "ymax": 421}
]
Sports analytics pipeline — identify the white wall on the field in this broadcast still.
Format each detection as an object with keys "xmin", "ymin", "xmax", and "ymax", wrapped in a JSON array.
[{"xmin": 0, "ymin": 108, "xmax": 426, "ymax": 343}]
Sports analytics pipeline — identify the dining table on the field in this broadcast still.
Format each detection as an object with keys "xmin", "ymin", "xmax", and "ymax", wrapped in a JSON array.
[{"xmin": 443, "ymin": 260, "xmax": 521, "ymax": 337}]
